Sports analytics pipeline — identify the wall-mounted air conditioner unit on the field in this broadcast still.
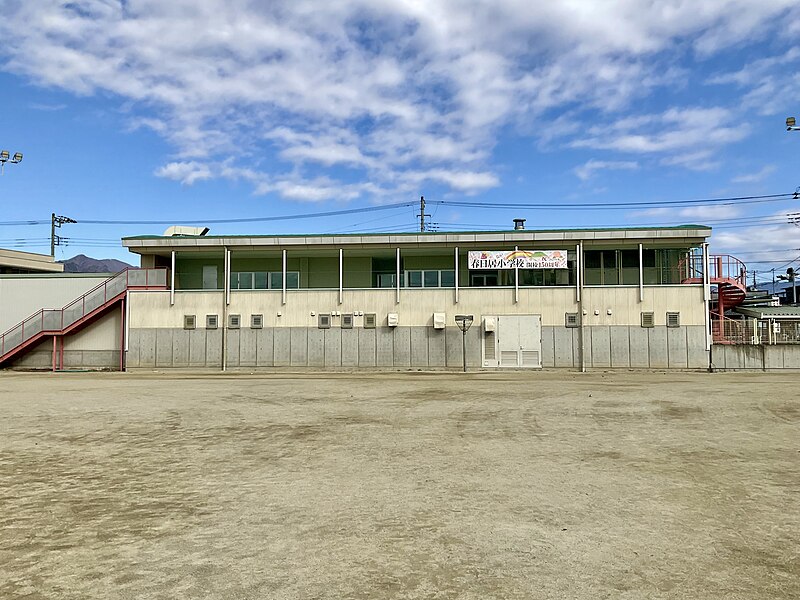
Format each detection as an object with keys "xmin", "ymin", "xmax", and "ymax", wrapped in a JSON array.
[
  {"xmin": 387, "ymin": 313, "xmax": 399, "ymax": 327},
  {"xmin": 483, "ymin": 316, "xmax": 496, "ymax": 332},
  {"xmin": 433, "ymin": 313, "xmax": 446, "ymax": 329}
]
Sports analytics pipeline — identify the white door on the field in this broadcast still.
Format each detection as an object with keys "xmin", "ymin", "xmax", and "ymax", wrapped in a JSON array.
[
  {"xmin": 202, "ymin": 265, "xmax": 218, "ymax": 290},
  {"xmin": 495, "ymin": 315, "xmax": 542, "ymax": 368}
]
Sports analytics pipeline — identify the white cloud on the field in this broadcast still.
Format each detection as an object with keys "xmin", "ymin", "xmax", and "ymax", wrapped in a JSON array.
[
  {"xmin": 154, "ymin": 161, "xmax": 213, "ymax": 185},
  {"xmin": 574, "ymin": 159, "xmax": 638, "ymax": 181},
  {"xmin": 731, "ymin": 165, "xmax": 777, "ymax": 184},
  {"xmin": 1, "ymin": 1, "xmax": 797, "ymax": 200}
]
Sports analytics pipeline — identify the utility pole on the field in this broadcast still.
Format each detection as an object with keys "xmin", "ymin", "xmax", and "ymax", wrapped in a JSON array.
[
  {"xmin": 417, "ymin": 195, "xmax": 430, "ymax": 233},
  {"xmin": 51, "ymin": 213, "xmax": 77, "ymax": 256}
]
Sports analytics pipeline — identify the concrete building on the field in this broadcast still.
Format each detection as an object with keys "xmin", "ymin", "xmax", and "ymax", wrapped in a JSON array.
[
  {"xmin": 0, "ymin": 248, "xmax": 64, "ymax": 274},
  {"xmin": 2, "ymin": 224, "xmax": 727, "ymax": 371}
]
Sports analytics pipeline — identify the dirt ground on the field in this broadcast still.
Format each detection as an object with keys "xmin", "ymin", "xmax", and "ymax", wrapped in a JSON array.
[{"xmin": 0, "ymin": 370, "xmax": 798, "ymax": 599}]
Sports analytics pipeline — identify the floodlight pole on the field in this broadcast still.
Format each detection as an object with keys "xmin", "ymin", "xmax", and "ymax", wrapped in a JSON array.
[{"xmin": 455, "ymin": 314, "xmax": 474, "ymax": 372}]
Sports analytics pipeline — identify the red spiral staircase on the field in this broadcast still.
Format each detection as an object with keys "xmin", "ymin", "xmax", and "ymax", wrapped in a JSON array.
[
  {"xmin": 681, "ymin": 254, "xmax": 748, "ymax": 343},
  {"xmin": 0, "ymin": 268, "xmax": 167, "ymax": 370}
]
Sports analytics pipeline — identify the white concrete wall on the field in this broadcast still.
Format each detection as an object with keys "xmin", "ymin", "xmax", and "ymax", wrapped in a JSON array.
[
  {"xmin": 0, "ymin": 274, "xmax": 112, "ymax": 332},
  {"xmin": 128, "ymin": 285, "xmax": 705, "ymax": 328}
]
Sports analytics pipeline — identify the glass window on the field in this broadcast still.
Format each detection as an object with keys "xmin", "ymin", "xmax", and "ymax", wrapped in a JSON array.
[
  {"xmin": 254, "ymin": 272, "xmax": 268, "ymax": 289},
  {"xmin": 269, "ymin": 272, "xmax": 282, "ymax": 289},
  {"xmin": 377, "ymin": 273, "xmax": 396, "ymax": 288},
  {"xmin": 239, "ymin": 272, "xmax": 254, "ymax": 289},
  {"xmin": 440, "ymin": 270, "xmax": 455, "ymax": 287},
  {"xmin": 407, "ymin": 271, "xmax": 422, "ymax": 287},
  {"xmin": 286, "ymin": 272, "xmax": 300, "ymax": 289},
  {"xmin": 423, "ymin": 270, "xmax": 439, "ymax": 287}
]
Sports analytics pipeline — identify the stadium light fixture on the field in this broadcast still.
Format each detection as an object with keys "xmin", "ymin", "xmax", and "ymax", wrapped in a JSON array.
[
  {"xmin": 0, "ymin": 149, "xmax": 23, "ymax": 175},
  {"xmin": 787, "ymin": 116, "xmax": 800, "ymax": 131}
]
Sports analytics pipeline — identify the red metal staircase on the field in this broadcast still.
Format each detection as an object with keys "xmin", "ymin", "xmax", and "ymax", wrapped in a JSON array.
[
  {"xmin": 0, "ymin": 268, "xmax": 167, "ymax": 369},
  {"xmin": 681, "ymin": 254, "xmax": 747, "ymax": 343}
]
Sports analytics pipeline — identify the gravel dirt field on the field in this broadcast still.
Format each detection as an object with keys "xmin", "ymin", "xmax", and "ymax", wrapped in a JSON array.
[{"xmin": 0, "ymin": 370, "xmax": 798, "ymax": 599}]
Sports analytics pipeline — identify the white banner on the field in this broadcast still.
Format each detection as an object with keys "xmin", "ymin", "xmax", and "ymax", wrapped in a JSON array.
[{"xmin": 468, "ymin": 250, "xmax": 568, "ymax": 270}]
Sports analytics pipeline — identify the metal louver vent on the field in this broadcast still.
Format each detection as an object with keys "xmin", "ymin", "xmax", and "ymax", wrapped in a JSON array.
[
  {"xmin": 184, "ymin": 315, "xmax": 196, "ymax": 330},
  {"xmin": 522, "ymin": 351, "xmax": 540, "ymax": 367},
  {"xmin": 229, "ymin": 314, "xmax": 241, "ymax": 329},
  {"xmin": 666, "ymin": 312, "xmax": 680, "ymax": 328},
  {"xmin": 251, "ymin": 314, "xmax": 263, "ymax": 329},
  {"xmin": 342, "ymin": 313, "xmax": 353, "ymax": 328},
  {"xmin": 500, "ymin": 350, "xmax": 518, "ymax": 367},
  {"xmin": 641, "ymin": 312, "xmax": 655, "ymax": 328},
  {"xmin": 484, "ymin": 331, "xmax": 496, "ymax": 360},
  {"xmin": 565, "ymin": 313, "xmax": 579, "ymax": 328},
  {"xmin": 206, "ymin": 314, "xmax": 218, "ymax": 329},
  {"xmin": 364, "ymin": 313, "xmax": 377, "ymax": 328},
  {"xmin": 318, "ymin": 313, "xmax": 331, "ymax": 329}
]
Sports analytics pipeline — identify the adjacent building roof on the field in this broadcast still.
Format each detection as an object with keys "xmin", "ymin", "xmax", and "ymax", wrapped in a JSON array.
[
  {"xmin": 0, "ymin": 248, "xmax": 64, "ymax": 273},
  {"xmin": 736, "ymin": 306, "xmax": 800, "ymax": 320}
]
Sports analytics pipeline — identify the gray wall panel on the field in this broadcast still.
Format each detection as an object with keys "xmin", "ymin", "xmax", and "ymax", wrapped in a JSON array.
[
  {"xmin": 410, "ymin": 327, "xmax": 428, "ymax": 366},
  {"xmin": 127, "ymin": 328, "xmax": 141, "ymax": 368},
  {"xmin": 156, "ymin": 328, "xmax": 173, "ymax": 367},
  {"xmin": 590, "ymin": 327, "xmax": 611, "ymax": 368},
  {"xmin": 324, "ymin": 328, "xmax": 342, "ymax": 367},
  {"xmin": 138, "ymin": 328, "xmax": 156, "ymax": 367},
  {"xmin": 686, "ymin": 326, "xmax": 708, "ymax": 369},
  {"xmin": 428, "ymin": 329, "xmax": 446, "ymax": 367},
  {"xmin": 256, "ymin": 328, "xmax": 274, "ymax": 367},
  {"xmin": 553, "ymin": 327, "xmax": 573, "ymax": 368},
  {"xmin": 358, "ymin": 328, "xmax": 376, "ymax": 367},
  {"xmin": 445, "ymin": 327, "xmax": 462, "ymax": 368},
  {"xmin": 307, "ymin": 328, "xmax": 325, "ymax": 367},
  {"xmin": 782, "ymin": 345, "xmax": 800, "ymax": 369},
  {"xmin": 239, "ymin": 328, "xmax": 257, "ymax": 367},
  {"xmin": 290, "ymin": 328, "xmax": 308, "ymax": 366},
  {"xmin": 648, "ymin": 327, "xmax": 668, "ymax": 368},
  {"xmin": 341, "ymin": 329, "xmax": 358, "ymax": 366},
  {"xmin": 172, "ymin": 328, "xmax": 190, "ymax": 367},
  {"xmin": 206, "ymin": 328, "xmax": 222, "ymax": 367},
  {"xmin": 226, "ymin": 329, "xmax": 241, "ymax": 368},
  {"xmin": 666, "ymin": 327, "xmax": 688, "ymax": 368},
  {"xmin": 610, "ymin": 326, "xmax": 631, "ymax": 368},
  {"xmin": 628, "ymin": 326, "xmax": 650, "ymax": 368},
  {"xmin": 189, "ymin": 329, "xmax": 207, "ymax": 367},
  {"xmin": 376, "ymin": 328, "xmax": 394, "ymax": 367},
  {"xmin": 392, "ymin": 327, "xmax": 411, "ymax": 367},
  {"xmin": 272, "ymin": 328, "xmax": 290, "ymax": 366},
  {"xmin": 541, "ymin": 326, "xmax": 556, "ymax": 368}
]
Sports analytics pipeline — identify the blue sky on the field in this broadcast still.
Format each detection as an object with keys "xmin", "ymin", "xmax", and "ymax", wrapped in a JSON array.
[{"xmin": 1, "ymin": 1, "xmax": 799, "ymax": 285}]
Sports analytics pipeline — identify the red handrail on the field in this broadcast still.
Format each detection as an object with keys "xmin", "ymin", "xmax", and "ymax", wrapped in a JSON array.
[
  {"xmin": 0, "ymin": 267, "xmax": 167, "ymax": 360},
  {"xmin": 681, "ymin": 254, "xmax": 747, "ymax": 287}
]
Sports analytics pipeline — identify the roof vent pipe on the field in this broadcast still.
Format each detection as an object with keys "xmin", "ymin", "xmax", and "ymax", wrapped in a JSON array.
[{"xmin": 513, "ymin": 218, "xmax": 526, "ymax": 230}]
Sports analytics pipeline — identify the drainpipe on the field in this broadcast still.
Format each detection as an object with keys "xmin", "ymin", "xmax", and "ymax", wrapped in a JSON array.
[
  {"xmin": 170, "ymin": 250, "xmax": 175, "ymax": 306},
  {"xmin": 222, "ymin": 247, "xmax": 230, "ymax": 372},
  {"xmin": 396, "ymin": 247, "xmax": 401, "ymax": 304},
  {"xmin": 454, "ymin": 246, "xmax": 459, "ymax": 304},
  {"xmin": 578, "ymin": 242, "xmax": 585, "ymax": 372}
]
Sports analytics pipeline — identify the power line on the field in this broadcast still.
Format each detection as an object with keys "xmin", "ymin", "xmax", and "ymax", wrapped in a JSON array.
[{"xmin": 430, "ymin": 191, "xmax": 797, "ymax": 210}]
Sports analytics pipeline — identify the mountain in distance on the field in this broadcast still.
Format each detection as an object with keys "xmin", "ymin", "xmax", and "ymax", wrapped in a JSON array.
[{"xmin": 60, "ymin": 254, "xmax": 133, "ymax": 273}]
